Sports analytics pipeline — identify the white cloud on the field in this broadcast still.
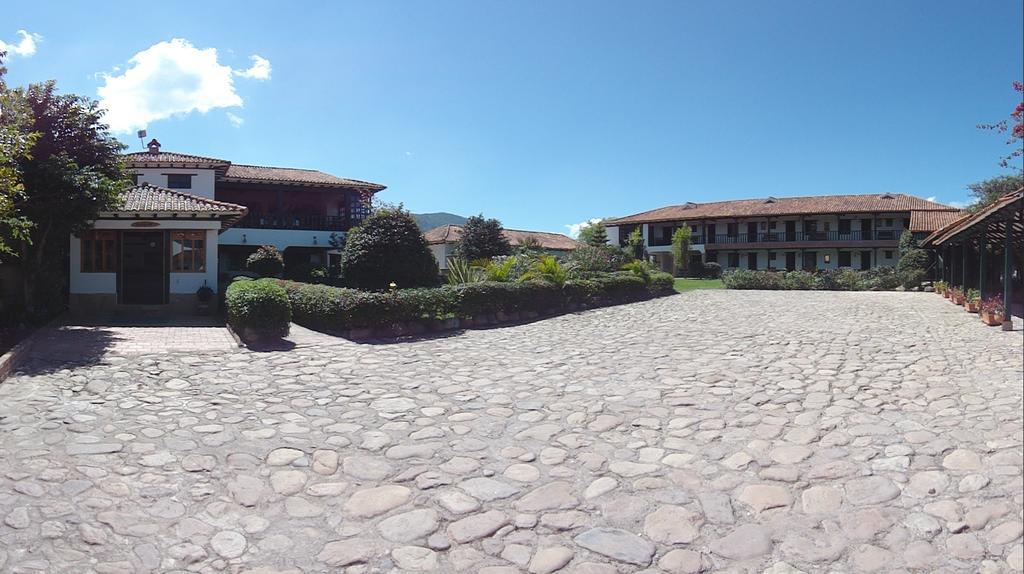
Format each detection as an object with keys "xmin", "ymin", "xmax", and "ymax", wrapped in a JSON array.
[
  {"xmin": 97, "ymin": 39, "xmax": 272, "ymax": 134},
  {"xmin": 946, "ymin": 200, "xmax": 968, "ymax": 209},
  {"xmin": 565, "ymin": 218, "xmax": 603, "ymax": 238},
  {"xmin": 226, "ymin": 112, "xmax": 245, "ymax": 127},
  {"xmin": 0, "ymin": 30, "xmax": 42, "ymax": 58},
  {"xmin": 926, "ymin": 196, "xmax": 937, "ymax": 202},
  {"xmin": 234, "ymin": 55, "xmax": 271, "ymax": 80}
]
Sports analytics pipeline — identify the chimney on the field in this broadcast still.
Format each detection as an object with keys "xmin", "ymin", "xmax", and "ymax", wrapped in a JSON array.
[{"xmin": 147, "ymin": 139, "xmax": 161, "ymax": 154}]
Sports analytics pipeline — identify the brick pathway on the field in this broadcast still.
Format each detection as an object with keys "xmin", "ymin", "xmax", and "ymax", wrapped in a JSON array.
[{"xmin": 26, "ymin": 324, "xmax": 237, "ymax": 363}]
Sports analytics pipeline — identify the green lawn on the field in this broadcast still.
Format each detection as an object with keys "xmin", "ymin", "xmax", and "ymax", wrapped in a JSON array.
[{"xmin": 673, "ymin": 278, "xmax": 725, "ymax": 292}]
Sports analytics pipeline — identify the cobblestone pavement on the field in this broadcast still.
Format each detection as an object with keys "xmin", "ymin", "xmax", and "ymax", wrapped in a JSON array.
[
  {"xmin": 26, "ymin": 324, "xmax": 237, "ymax": 362},
  {"xmin": 0, "ymin": 291, "xmax": 1021, "ymax": 574}
]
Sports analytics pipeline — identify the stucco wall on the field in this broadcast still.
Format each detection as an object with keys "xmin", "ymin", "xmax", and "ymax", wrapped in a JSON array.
[{"xmin": 133, "ymin": 168, "xmax": 217, "ymax": 199}]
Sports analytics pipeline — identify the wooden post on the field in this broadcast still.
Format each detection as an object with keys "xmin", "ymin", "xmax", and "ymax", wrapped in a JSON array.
[
  {"xmin": 1003, "ymin": 217, "xmax": 1014, "ymax": 331},
  {"xmin": 979, "ymin": 230, "xmax": 986, "ymax": 300},
  {"xmin": 962, "ymin": 240, "xmax": 968, "ymax": 290}
]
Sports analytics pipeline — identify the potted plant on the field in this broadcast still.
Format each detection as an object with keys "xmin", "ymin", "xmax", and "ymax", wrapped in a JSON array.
[
  {"xmin": 934, "ymin": 281, "xmax": 947, "ymax": 295},
  {"xmin": 196, "ymin": 284, "xmax": 215, "ymax": 315},
  {"xmin": 980, "ymin": 295, "xmax": 1005, "ymax": 326},
  {"xmin": 949, "ymin": 287, "xmax": 963, "ymax": 305},
  {"xmin": 964, "ymin": 289, "xmax": 981, "ymax": 313}
]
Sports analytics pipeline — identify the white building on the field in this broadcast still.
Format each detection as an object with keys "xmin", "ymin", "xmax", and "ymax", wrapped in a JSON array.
[
  {"xmin": 604, "ymin": 193, "xmax": 962, "ymax": 273},
  {"xmin": 69, "ymin": 140, "xmax": 385, "ymax": 311}
]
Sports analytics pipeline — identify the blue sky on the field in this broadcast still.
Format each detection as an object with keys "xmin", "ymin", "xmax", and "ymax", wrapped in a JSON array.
[{"xmin": 4, "ymin": 1, "xmax": 1022, "ymax": 234}]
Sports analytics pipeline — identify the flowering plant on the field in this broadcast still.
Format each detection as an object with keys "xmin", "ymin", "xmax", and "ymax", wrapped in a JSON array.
[{"xmin": 981, "ymin": 294, "xmax": 1005, "ymax": 315}]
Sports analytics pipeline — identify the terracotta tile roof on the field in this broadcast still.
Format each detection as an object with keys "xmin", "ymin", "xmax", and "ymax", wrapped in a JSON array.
[
  {"xmin": 222, "ymin": 164, "xmax": 386, "ymax": 190},
  {"xmin": 909, "ymin": 209, "xmax": 966, "ymax": 232},
  {"xmin": 111, "ymin": 184, "xmax": 247, "ymax": 213},
  {"xmin": 607, "ymin": 193, "xmax": 958, "ymax": 225},
  {"xmin": 123, "ymin": 151, "xmax": 231, "ymax": 168},
  {"xmin": 424, "ymin": 224, "xmax": 580, "ymax": 251},
  {"xmin": 922, "ymin": 188, "xmax": 1024, "ymax": 246}
]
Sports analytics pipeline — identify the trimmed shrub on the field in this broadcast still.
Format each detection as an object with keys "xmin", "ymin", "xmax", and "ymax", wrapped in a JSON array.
[
  {"xmin": 860, "ymin": 266, "xmax": 901, "ymax": 290},
  {"xmin": 594, "ymin": 274, "xmax": 649, "ymax": 301},
  {"xmin": 896, "ymin": 248, "xmax": 929, "ymax": 289},
  {"xmin": 339, "ymin": 207, "xmax": 440, "ymax": 290},
  {"xmin": 649, "ymin": 271, "xmax": 674, "ymax": 293},
  {"xmin": 563, "ymin": 279, "xmax": 602, "ymax": 306},
  {"xmin": 282, "ymin": 281, "xmax": 460, "ymax": 330},
  {"xmin": 702, "ymin": 262, "xmax": 723, "ymax": 279},
  {"xmin": 814, "ymin": 268, "xmax": 864, "ymax": 291},
  {"xmin": 722, "ymin": 269, "xmax": 784, "ymax": 290},
  {"xmin": 247, "ymin": 245, "xmax": 285, "ymax": 278},
  {"xmin": 454, "ymin": 215, "xmax": 513, "ymax": 260},
  {"xmin": 724, "ymin": 268, "xmax": 906, "ymax": 291},
  {"xmin": 782, "ymin": 271, "xmax": 815, "ymax": 290},
  {"xmin": 226, "ymin": 278, "xmax": 291, "ymax": 340}
]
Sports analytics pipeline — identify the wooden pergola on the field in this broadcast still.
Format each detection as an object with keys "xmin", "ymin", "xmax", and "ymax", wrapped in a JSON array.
[{"xmin": 922, "ymin": 189, "xmax": 1024, "ymax": 330}]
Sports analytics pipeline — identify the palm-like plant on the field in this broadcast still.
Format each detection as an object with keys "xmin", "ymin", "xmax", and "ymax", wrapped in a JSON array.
[
  {"xmin": 447, "ymin": 258, "xmax": 485, "ymax": 285},
  {"xmin": 485, "ymin": 256, "xmax": 518, "ymax": 282},
  {"xmin": 519, "ymin": 255, "xmax": 567, "ymax": 285}
]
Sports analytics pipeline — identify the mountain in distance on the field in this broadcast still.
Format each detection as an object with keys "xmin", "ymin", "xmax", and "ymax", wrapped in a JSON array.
[{"xmin": 413, "ymin": 212, "xmax": 468, "ymax": 231}]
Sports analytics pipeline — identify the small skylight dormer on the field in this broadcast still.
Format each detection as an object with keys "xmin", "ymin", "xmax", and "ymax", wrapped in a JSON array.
[
  {"xmin": 683, "ymin": 202, "xmax": 697, "ymax": 209},
  {"xmin": 880, "ymin": 192, "xmax": 895, "ymax": 199},
  {"xmin": 764, "ymin": 196, "xmax": 777, "ymax": 204}
]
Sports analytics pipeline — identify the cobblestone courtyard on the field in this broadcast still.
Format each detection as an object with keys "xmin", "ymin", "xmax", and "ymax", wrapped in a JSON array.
[{"xmin": 0, "ymin": 291, "xmax": 1022, "ymax": 573}]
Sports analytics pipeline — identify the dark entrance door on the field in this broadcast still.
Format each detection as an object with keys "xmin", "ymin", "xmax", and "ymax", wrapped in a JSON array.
[
  {"xmin": 785, "ymin": 252, "xmax": 796, "ymax": 271},
  {"xmin": 706, "ymin": 224, "xmax": 717, "ymax": 244},
  {"xmin": 785, "ymin": 221, "xmax": 796, "ymax": 241},
  {"xmin": 860, "ymin": 250, "xmax": 871, "ymax": 270},
  {"xmin": 746, "ymin": 222, "xmax": 758, "ymax": 242},
  {"xmin": 803, "ymin": 251, "xmax": 817, "ymax": 271},
  {"xmin": 861, "ymin": 218, "xmax": 872, "ymax": 240},
  {"xmin": 121, "ymin": 231, "xmax": 166, "ymax": 304}
]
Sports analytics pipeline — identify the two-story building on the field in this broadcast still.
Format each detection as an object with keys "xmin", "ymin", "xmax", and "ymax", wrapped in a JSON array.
[
  {"xmin": 604, "ymin": 193, "xmax": 962, "ymax": 273},
  {"xmin": 69, "ymin": 140, "xmax": 384, "ymax": 311}
]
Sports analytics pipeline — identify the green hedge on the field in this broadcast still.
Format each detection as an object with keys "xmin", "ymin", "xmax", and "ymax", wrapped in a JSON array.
[
  {"xmin": 722, "ymin": 268, "xmax": 902, "ymax": 291},
  {"xmin": 226, "ymin": 278, "xmax": 291, "ymax": 340},
  {"xmin": 267, "ymin": 272, "xmax": 672, "ymax": 337}
]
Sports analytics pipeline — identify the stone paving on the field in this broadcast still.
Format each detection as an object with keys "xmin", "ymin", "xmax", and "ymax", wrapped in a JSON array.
[{"xmin": 0, "ymin": 291, "xmax": 1021, "ymax": 574}]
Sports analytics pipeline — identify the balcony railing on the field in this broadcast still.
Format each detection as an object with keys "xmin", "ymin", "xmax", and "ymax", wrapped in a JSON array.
[
  {"xmin": 649, "ymin": 230, "xmax": 900, "ymax": 246},
  {"xmin": 236, "ymin": 213, "xmax": 350, "ymax": 232}
]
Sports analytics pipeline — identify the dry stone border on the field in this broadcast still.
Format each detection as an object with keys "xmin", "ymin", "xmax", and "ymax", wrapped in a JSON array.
[{"xmin": 0, "ymin": 290, "xmax": 1020, "ymax": 573}]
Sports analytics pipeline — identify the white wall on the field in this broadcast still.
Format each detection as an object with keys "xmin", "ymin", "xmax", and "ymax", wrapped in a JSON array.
[
  {"xmin": 219, "ymin": 227, "xmax": 337, "ymax": 251},
  {"xmin": 431, "ymin": 244, "xmax": 454, "ymax": 270},
  {"xmin": 133, "ymin": 168, "xmax": 217, "ymax": 199},
  {"xmin": 69, "ymin": 235, "xmax": 116, "ymax": 294},
  {"xmin": 606, "ymin": 226, "xmax": 620, "ymax": 246},
  {"xmin": 70, "ymin": 221, "xmax": 222, "ymax": 297}
]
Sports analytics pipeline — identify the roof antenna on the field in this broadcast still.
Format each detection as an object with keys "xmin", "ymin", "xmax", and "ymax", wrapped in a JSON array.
[{"xmin": 137, "ymin": 129, "xmax": 147, "ymax": 150}]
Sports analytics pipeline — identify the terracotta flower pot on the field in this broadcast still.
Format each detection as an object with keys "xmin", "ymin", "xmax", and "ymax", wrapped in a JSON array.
[
  {"xmin": 965, "ymin": 301, "xmax": 980, "ymax": 313},
  {"xmin": 981, "ymin": 311, "xmax": 1002, "ymax": 326}
]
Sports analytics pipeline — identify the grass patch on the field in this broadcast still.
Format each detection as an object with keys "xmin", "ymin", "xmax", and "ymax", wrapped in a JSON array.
[{"xmin": 673, "ymin": 278, "xmax": 725, "ymax": 292}]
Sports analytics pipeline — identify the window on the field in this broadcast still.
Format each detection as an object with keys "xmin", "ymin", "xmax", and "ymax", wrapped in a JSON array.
[
  {"xmin": 728, "ymin": 253, "xmax": 740, "ymax": 267},
  {"xmin": 727, "ymin": 223, "xmax": 738, "ymax": 237},
  {"xmin": 705, "ymin": 252, "xmax": 718, "ymax": 263},
  {"xmin": 166, "ymin": 174, "xmax": 193, "ymax": 189},
  {"xmin": 884, "ymin": 218, "xmax": 893, "ymax": 227},
  {"xmin": 884, "ymin": 250, "xmax": 893, "ymax": 259},
  {"xmin": 838, "ymin": 219, "xmax": 851, "ymax": 234},
  {"xmin": 171, "ymin": 231, "xmax": 206, "ymax": 272},
  {"xmin": 838, "ymin": 251, "xmax": 852, "ymax": 267},
  {"xmin": 747, "ymin": 253, "xmax": 758, "ymax": 270},
  {"xmin": 80, "ymin": 231, "xmax": 117, "ymax": 272}
]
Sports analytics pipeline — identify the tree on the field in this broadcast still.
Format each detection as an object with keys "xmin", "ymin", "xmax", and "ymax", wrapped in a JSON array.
[
  {"xmin": 7, "ymin": 76, "xmax": 127, "ymax": 317},
  {"xmin": 454, "ymin": 215, "xmax": 511, "ymax": 261},
  {"xmin": 0, "ymin": 54, "xmax": 37, "ymax": 259},
  {"xmin": 625, "ymin": 227, "xmax": 645, "ymax": 260},
  {"xmin": 246, "ymin": 245, "xmax": 284, "ymax": 277},
  {"xmin": 896, "ymin": 230, "xmax": 928, "ymax": 289},
  {"xmin": 670, "ymin": 226, "xmax": 692, "ymax": 276},
  {"xmin": 965, "ymin": 174, "xmax": 1024, "ymax": 212},
  {"xmin": 578, "ymin": 220, "xmax": 609, "ymax": 246},
  {"xmin": 977, "ymin": 81, "xmax": 1023, "ymax": 170},
  {"xmin": 339, "ymin": 206, "xmax": 439, "ymax": 289}
]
